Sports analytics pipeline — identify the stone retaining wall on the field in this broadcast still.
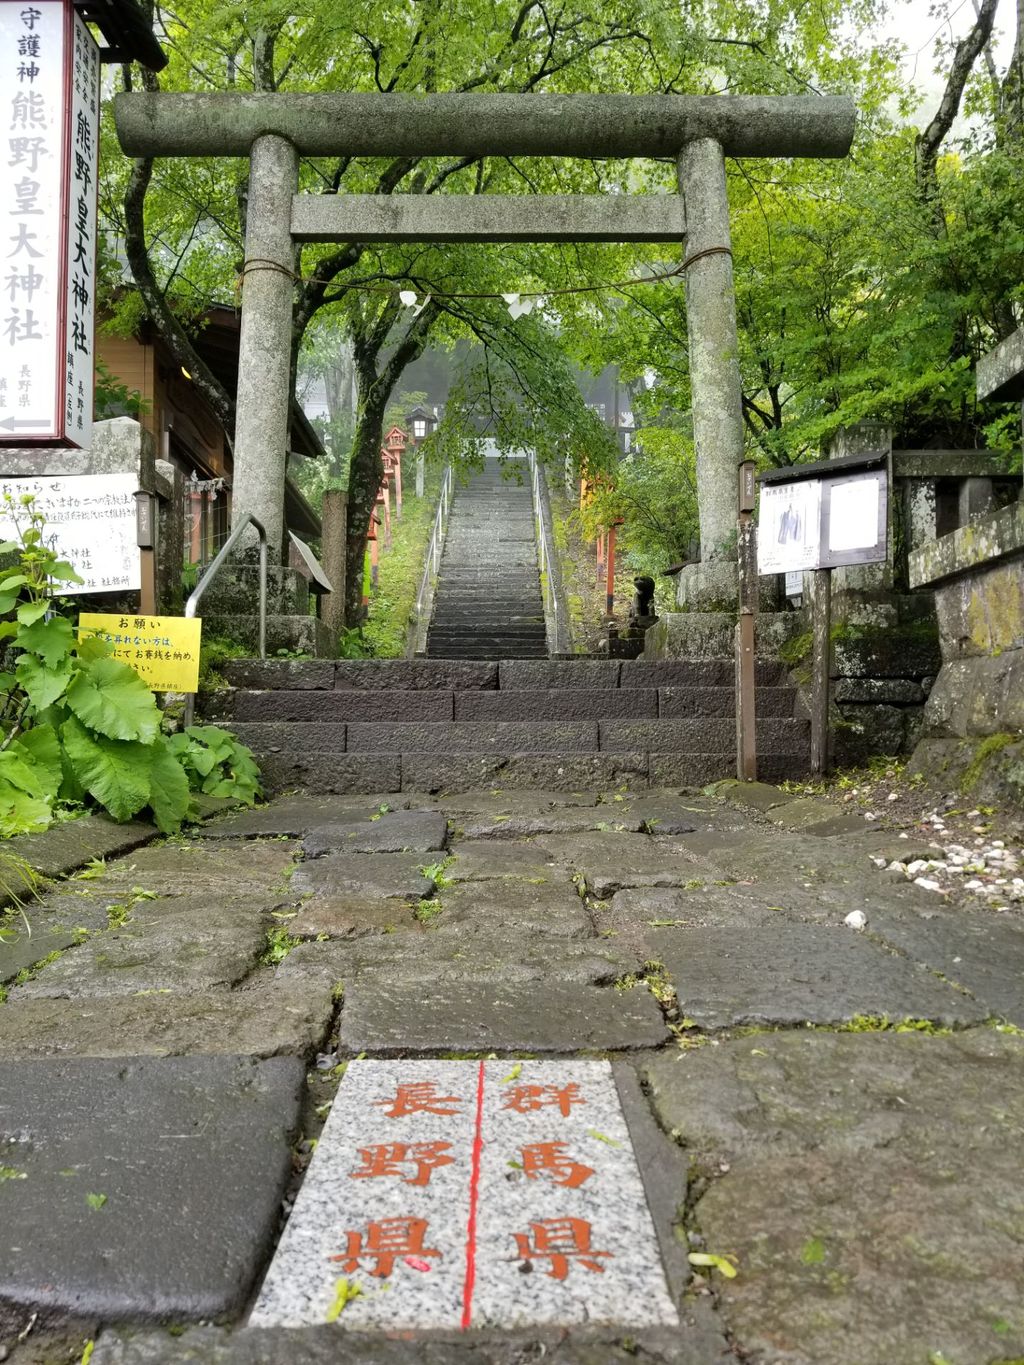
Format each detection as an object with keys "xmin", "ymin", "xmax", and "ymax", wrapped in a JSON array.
[{"xmin": 908, "ymin": 501, "xmax": 1024, "ymax": 804}]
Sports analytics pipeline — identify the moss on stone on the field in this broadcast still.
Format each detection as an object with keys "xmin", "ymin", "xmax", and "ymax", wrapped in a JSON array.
[{"xmin": 961, "ymin": 733, "xmax": 1020, "ymax": 793}]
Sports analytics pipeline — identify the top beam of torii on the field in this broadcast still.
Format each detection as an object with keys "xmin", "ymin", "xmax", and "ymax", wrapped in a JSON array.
[{"xmin": 114, "ymin": 92, "xmax": 855, "ymax": 161}]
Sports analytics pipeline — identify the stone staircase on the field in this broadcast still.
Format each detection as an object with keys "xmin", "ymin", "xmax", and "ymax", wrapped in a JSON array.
[
  {"xmin": 425, "ymin": 457, "xmax": 547, "ymax": 659},
  {"xmin": 205, "ymin": 656, "xmax": 810, "ymax": 793}
]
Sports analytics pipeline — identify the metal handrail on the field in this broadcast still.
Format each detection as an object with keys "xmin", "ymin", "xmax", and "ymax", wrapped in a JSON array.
[
  {"xmin": 407, "ymin": 464, "xmax": 453, "ymax": 656},
  {"xmin": 527, "ymin": 452, "xmax": 573, "ymax": 656},
  {"xmin": 183, "ymin": 512, "xmax": 267, "ymax": 725}
]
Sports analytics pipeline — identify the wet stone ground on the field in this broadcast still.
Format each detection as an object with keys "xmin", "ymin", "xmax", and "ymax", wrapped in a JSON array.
[{"xmin": 0, "ymin": 782, "xmax": 1022, "ymax": 1364}]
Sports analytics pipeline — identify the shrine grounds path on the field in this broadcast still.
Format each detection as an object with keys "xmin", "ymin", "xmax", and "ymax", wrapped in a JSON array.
[{"xmin": 1, "ymin": 780, "xmax": 1023, "ymax": 1364}]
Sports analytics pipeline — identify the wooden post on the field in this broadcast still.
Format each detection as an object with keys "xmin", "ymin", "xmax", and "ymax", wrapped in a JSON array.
[
  {"xmin": 321, "ymin": 487, "xmax": 347, "ymax": 639},
  {"xmin": 605, "ymin": 523, "xmax": 617, "ymax": 615},
  {"xmin": 381, "ymin": 480, "xmax": 392, "ymax": 548},
  {"xmin": 596, "ymin": 529, "xmax": 605, "ymax": 584},
  {"xmin": 736, "ymin": 460, "xmax": 758, "ymax": 781},
  {"xmin": 809, "ymin": 567, "xmax": 832, "ymax": 775},
  {"xmin": 393, "ymin": 449, "xmax": 403, "ymax": 517},
  {"xmin": 368, "ymin": 516, "xmax": 379, "ymax": 591}
]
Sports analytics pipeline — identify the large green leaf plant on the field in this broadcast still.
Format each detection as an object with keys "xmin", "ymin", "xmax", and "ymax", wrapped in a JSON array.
[{"xmin": 0, "ymin": 495, "xmax": 261, "ymax": 836}]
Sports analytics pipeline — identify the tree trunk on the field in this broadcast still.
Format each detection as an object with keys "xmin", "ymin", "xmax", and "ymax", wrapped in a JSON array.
[{"xmin": 344, "ymin": 391, "xmax": 388, "ymax": 627}]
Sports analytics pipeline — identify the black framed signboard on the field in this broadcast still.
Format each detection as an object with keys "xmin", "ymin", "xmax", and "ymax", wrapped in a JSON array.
[{"xmin": 756, "ymin": 451, "xmax": 889, "ymax": 575}]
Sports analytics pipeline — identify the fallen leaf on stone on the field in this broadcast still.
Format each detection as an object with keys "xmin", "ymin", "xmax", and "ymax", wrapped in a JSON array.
[
  {"xmin": 502, "ymin": 1062, "xmax": 523, "ymax": 1083},
  {"xmin": 404, "ymin": 1257, "xmax": 433, "ymax": 1272},
  {"xmin": 85, "ymin": 1192, "xmax": 107, "ymax": 1210},
  {"xmin": 587, "ymin": 1129, "xmax": 622, "ymax": 1148},
  {"xmin": 688, "ymin": 1252, "xmax": 738, "ymax": 1278},
  {"xmin": 80, "ymin": 1343, "xmax": 94, "ymax": 1365},
  {"xmin": 325, "ymin": 1277, "xmax": 363, "ymax": 1320},
  {"xmin": 750, "ymin": 1048, "xmax": 768, "ymax": 1057}
]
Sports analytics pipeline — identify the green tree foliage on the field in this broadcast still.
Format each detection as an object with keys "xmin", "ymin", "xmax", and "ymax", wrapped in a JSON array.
[
  {"xmin": 101, "ymin": 0, "xmax": 907, "ymax": 622},
  {"xmin": 0, "ymin": 499, "xmax": 261, "ymax": 836}
]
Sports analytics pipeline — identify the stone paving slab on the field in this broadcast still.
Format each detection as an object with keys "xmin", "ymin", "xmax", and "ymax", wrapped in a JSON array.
[
  {"xmin": 456, "ymin": 810, "xmax": 645, "ymax": 839},
  {"xmin": 437, "ymin": 790, "xmax": 602, "ymax": 814},
  {"xmin": 1, "ymin": 814, "xmax": 157, "ymax": 882},
  {"xmin": 303, "ymin": 811, "xmax": 449, "ymax": 857},
  {"xmin": 92, "ymin": 1316, "xmax": 734, "ymax": 1364},
  {"xmin": 453, "ymin": 689, "xmax": 658, "ymax": 721},
  {"xmin": 0, "ymin": 983, "xmax": 335, "ymax": 1060},
  {"xmin": 276, "ymin": 934, "xmax": 630, "ymax": 989},
  {"xmin": 642, "ymin": 1032, "xmax": 1024, "ymax": 1365},
  {"xmin": 193, "ymin": 795, "xmax": 416, "ymax": 839},
  {"xmin": 447, "ymin": 839, "xmax": 568, "ymax": 884},
  {"xmin": 438, "ymin": 880, "xmax": 592, "ymax": 935},
  {"xmin": 11, "ymin": 900, "xmax": 268, "ymax": 999},
  {"xmin": 648, "ymin": 923, "xmax": 988, "ymax": 1028},
  {"xmin": 291, "ymin": 852, "xmax": 436, "ymax": 903},
  {"xmin": 94, "ymin": 840, "xmax": 299, "ymax": 894},
  {"xmin": 401, "ymin": 752, "xmax": 649, "ymax": 793},
  {"xmin": 337, "ymin": 980, "xmax": 669, "ymax": 1053},
  {"xmin": 217, "ymin": 689, "xmax": 456, "ymax": 723},
  {"xmin": 0, "ymin": 1056, "xmax": 303, "ymax": 1325},
  {"xmin": 536, "ymin": 833, "xmax": 704, "ymax": 899},
  {"xmin": 348, "ymin": 721, "xmax": 600, "ymax": 754},
  {"xmin": 251, "ymin": 1060, "xmax": 676, "ymax": 1332},
  {"xmin": 870, "ymin": 906, "xmax": 1024, "ymax": 1024},
  {"xmin": 1, "ymin": 924, "xmax": 82, "ymax": 984},
  {"xmin": 335, "ymin": 660, "xmax": 499, "ymax": 691}
]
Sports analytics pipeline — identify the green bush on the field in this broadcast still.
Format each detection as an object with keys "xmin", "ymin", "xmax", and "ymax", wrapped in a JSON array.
[{"xmin": 0, "ymin": 496, "xmax": 261, "ymax": 836}]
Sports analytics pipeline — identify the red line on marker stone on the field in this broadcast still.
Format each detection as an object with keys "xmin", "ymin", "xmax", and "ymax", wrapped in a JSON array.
[{"xmin": 461, "ymin": 1059, "xmax": 486, "ymax": 1330}]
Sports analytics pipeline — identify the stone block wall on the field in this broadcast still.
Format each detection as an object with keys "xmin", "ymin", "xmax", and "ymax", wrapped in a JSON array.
[{"xmin": 907, "ymin": 501, "xmax": 1024, "ymax": 804}]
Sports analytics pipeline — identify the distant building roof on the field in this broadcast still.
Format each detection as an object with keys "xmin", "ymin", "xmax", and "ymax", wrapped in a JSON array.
[{"xmin": 75, "ymin": 0, "xmax": 167, "ymax": 70}]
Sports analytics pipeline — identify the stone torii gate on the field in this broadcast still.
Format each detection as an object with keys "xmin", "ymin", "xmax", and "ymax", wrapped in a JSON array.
[{"xmin": 115, "ymin": 92, "xmax": 855, "ymax": 609}]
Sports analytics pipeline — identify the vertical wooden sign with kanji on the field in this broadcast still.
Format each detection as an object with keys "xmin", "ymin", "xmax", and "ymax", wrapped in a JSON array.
[
  {"xmin": 0, "ymin": 0, "xmax": 99, "ymax": 447},
  {"xmin": 250, "ymin": 1060, "xmax": 678, "ymax": 1331}
]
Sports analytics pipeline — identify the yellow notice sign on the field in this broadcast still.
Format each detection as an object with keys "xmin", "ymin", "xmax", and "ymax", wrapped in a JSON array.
[{"xmin": 78, "ymin": 614, "xmax": 203, "ymax": 694}]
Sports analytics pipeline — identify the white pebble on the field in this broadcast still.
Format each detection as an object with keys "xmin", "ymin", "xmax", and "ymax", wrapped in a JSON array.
[
  {"xmin": 913, "ymin": 877, "xmax": 944, "ymax": 892},
  {"xmin": 844, "ymin": 910, "xmax": 867, "ymax": 930}
]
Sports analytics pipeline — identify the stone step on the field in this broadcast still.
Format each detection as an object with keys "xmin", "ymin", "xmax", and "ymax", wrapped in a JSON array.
[
  {"xmin": 228, "ymin": 716, "xmax": 808, "ymax": 756},
  {"xmin": 249, "ymin": 747, "xmax": 809, "ymax": 795}
]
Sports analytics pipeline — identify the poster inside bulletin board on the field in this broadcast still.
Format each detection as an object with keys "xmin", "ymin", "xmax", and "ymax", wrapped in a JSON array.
[{"xmin": 756, "ymin": 453, "xmax": 888, "ymax": 576}]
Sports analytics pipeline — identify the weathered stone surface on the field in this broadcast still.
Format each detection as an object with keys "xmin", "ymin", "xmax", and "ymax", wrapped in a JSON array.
[
  {"xmin": 658, "ymin": 686, "xmax": 795, "ymax": 719},
  {"xmin": 303, "ymin": 810, "xmax": 448, "ymax": 857},
  {"xmin": 447, "ymin": 839, "xmax": 566, "ymax": 883},
  {"xmin": 644, "ymin": 1029, "xmax": 1024, "ymax": 1162},
  {"xmin": 833, "ymin": 702, "xmax": 910, "ymax": 765},
  {"xmin": 622, "ymin": 659, "xmax": 787, "ymax": 688},
  {"xmin": 291, "ymin": 850, "xmax": 435, "ymax": 903},
  {"xmin": 644, "ymin": 1031, "xmax": 1024, "ymax": 1365},
  {"xmin": 347, "ymin": 720, "xmax": 599, "ymax": 753},
  {"xmin": 0, "ymin": 984, "xmax": 334, "ymax": 1060},
  {"xmin": 832, "ymin": 625, "xmax": 941, "ymax": 678},
  {"xmin": 401, "ymin": 752, "xmax": 648, "ymax": 793},
  {"xmin": 258, "ymin": 753, "xmax": 402, "ymax": 795},
  {"xmin": 454, "ymin": 688, "xmax": 658, "ymax": 721},
  {"xmin": 277, "ymin": 929, "xmax": 628, "ymax": 987},
  {"xmin": 537, "ymin": 832, "xmax": 703, "ymax": 899},
  {"xmin": 908, "ymin": 735, "xmax": 1024, "ymax": 807},
  {"xmin": 616, "ymin": 796, "xmax": 711, "ymax": 834},
  {"xmin": 337, "ymin": 978, "xmax": 669, "ymax": 1052},
  {"xmin": 193, "ymin": 795, "xmax": 409, "ymax": 838},
  {"xmin": 649, "ymin": 923, "xmax": 986, "ymax": 1028},
  {"xmin": 2, "ymin": 815, "xmax": 156, "ymax": 881},
  {"xmin": 91, "ymin": 1317, "xmax": 733, "ymax": 1364},
  {"xmin": 602, "ymin": 886, "xmax": 789, "ymax": 935},
  {"xmin": 440, "ymin": 878, "xmax": 592, "ymax": 935},
  {"xmin": 212, "ymin": 689, "xmax": 455, "ymax": 722},
  {"xmin": 832, "ymin": 677, "xmax": 924, "ymax": 704},
  {"xmin": 870, "ymin": 906, "xmax": 1024, "ymax": 1025},
  {"xmin": 1, "ymin": 924, "xmax": 82, "ymax": 985},
  {"xmin": 765, "ymin": 797, "xmax": 867, "ymax": 835},
  {"xmin": 96, "ymin": 840, "xmax": 298, "ymax": 895},
  {"xmin": 651, "ymin": 752, "xmax": 808, "ymax": 787},
  {"xmin": 977, "ymin": 321, "xmax": 1024, "ymax": 400},
  {"xmin": 922, "ymin": 652, "xmax": 1024, "ymax": 736},
  {"xmin": 11, "ymin": 900, "xmax": 267, "ymax": 999},
  {"xmin": 224, "ymin": 721, "xmax": 347, "ymax": 753},
  {"xmin": 335, "ymin": 659, "xmax": 497, "ymax": 690},
  {"xmin": 910, "ymin": 498, "xmax": 1024, "ymax": 590},
  {"xmin": 0, "ymin": 1057, "xmax": 303, "ymax": 1325},
  {"xmin": 498, "ymin": 660, "xmax": 621, "ymax": 689},
  {"xmin": 288, "ymin": 900, "xmax": 424, "ymax": 938},
  {"xmin": 457, "ymin": 809, "xmax": 645, "ymax": 838},
  {"xmin": 223, "ymin": 659, "xmax": 335, "ymax": 690},
  {"xmin": 442, "ymin": 789, "xmax": 602, "ymax": 814},
  {"xmin": 599, "ymin": 717, "xmax": 808, "ymax": 755}
]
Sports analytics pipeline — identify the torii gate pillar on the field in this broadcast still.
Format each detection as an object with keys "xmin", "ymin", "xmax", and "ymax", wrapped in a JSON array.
[
  {"xmin": 232, "ymin": 133, "xmax": 298, "ymax": 560},
  {"xmin": 676, "ymin": 139, "xmax": 745, "ymax": 610}
]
